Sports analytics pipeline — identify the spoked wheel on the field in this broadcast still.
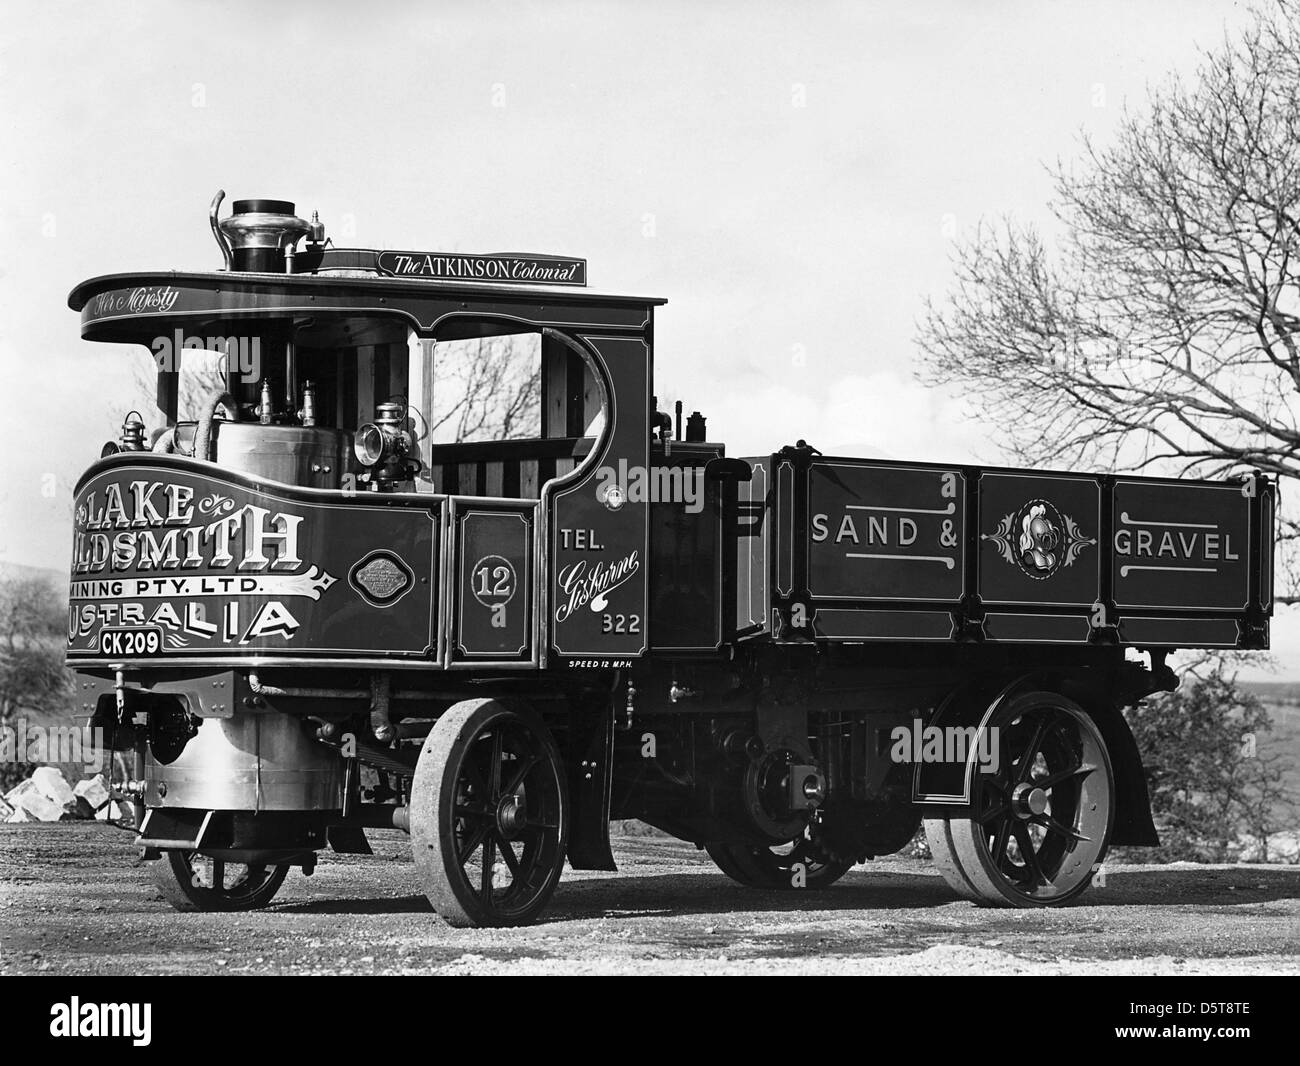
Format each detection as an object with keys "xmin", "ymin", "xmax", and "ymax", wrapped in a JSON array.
[
  {"xmin": 410, "ymin": 699, "xmax": 568, "ymax": 927},
  {"xmin": 706, "ymin": 829, "xmax": 852, "ymax": 890},
  {"xmin": 151, "ymin": 850, "xmax": 289, "ymax": 912},
  {"xmin": 924, "ymin": 690, "xmax": 1114, "ymax": 907}
]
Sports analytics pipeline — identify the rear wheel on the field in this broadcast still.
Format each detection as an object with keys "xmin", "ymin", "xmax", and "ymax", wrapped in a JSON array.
[
  {"xmin": 924, "ymin": 690, "xmax": 1114, "ymax": 907},
  {"xmin": 410, "ymin": 699, "xmax": 568, "ymax": 927},
  {"xmin": 151, "ymin": 850, "xmax": 289, "ymax": 912},
  {"xmin": 707, "ymin": 831, "xmax": 852, "ymax": 890}
]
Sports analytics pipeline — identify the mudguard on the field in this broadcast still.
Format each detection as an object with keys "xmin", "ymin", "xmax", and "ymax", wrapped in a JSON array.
[
  {"xmin": 564, "ymin": 695, "xmax": 618, "ymax": 871},
  {"xmin": 912, "ymin": 673, "xmax": 1158, "ymax": 847}
]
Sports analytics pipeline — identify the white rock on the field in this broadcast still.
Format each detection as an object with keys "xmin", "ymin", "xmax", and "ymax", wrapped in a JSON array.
[
  {"xmin": 1238, "ymin": 830, "xmax": 1300, "ymax": 863},
  {"xmin": 0, "ymin": 797, "xmax": 11, "ymax": 821},
  {"xmin": 5, "ymin": 777, "xmax": 65, "ymax": 822},
  {"xmin": 8, "ymin": 804, "xmax": 31, "ymax": 823},
  {"xmin": 21, "ymin": 791, "xmax": 65, "ymax": 821},
  {"xmin": 30, "ymin": 766, "xmax": 75, "ymax": 807},
  {"xmin": 74, "ymin": 773, "xmax": 111, "ymax": 815},
  {"xmin": 3, "ymin": 777, "xmax": 38, "ymax": 806}
]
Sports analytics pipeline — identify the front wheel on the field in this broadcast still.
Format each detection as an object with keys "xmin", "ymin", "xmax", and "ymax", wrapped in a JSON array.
[
  {"xmin": 924, "ymin": 690, "xmax": 1114, "ymax": 907},
  {"xmin": 151, "ymin": 851, "xmax": 289, "ymax": 912},
  {"xmin": 410, "ymin": 699, "xmax": 569, "ymax": 927}
]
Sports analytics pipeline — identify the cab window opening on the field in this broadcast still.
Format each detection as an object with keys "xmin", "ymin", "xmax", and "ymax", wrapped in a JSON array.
[{"xmin": 136, "ymin": 315, "xmax": 609, "ymax": 501}]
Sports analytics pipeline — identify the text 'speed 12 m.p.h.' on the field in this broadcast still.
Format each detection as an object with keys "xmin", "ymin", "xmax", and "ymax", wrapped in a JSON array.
[{"xmin": 64, "ymin": 193, "xmax": 1276, "ymax": 926}]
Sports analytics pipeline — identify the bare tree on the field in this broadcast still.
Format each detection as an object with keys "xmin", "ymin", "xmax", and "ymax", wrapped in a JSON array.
[
  {"xmin": 0, "ymin": 576, "xmax": 71, "ymax": 792},
  {"xmin": 424, "ymin": 335, "xmax": 541, "ymax": 443},
  {"xmin": 917, "ymin": 1, "xmax": 1300, "ymax": 594}
]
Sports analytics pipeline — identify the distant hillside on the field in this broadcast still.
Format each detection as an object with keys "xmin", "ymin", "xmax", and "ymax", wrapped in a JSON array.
[
  {"xmin": 1242, "ymin": 680, "xmax": 1300, "ymax": 702},
  {"xmin": 1241, "ymin": 682, "xmax": 1300, "ymax": 731},
  {"xmin": 0, "ymin": 560, "xmax": 64, "ymax": 587}
]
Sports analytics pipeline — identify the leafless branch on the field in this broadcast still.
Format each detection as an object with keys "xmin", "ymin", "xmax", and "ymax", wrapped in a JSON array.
[{"xmin": 917, "ymin": 0, "xmax": 1300, "ymax": 596}]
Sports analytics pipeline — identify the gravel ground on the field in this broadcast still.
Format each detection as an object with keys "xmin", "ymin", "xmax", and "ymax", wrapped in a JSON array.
[{"xmin": 1, "ymin": 823, "xmax": 1297, "ymax": 975}]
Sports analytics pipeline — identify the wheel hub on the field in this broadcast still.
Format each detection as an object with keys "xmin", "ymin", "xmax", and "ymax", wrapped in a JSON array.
[
  {"xmin": 1011, "ymin": 782, "xmax": 1049, "ymax": 819},
  {"xmin": 496, "ymin": 795, "xmax": 527, "ymax": 838}
]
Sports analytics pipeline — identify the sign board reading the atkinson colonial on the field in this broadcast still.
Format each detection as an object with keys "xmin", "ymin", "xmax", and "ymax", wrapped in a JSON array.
[{"xmin": 376, "ymin": 251, "xmax": 587, "ymax": 287}]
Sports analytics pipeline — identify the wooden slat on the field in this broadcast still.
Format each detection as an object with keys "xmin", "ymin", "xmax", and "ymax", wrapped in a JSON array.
[
  {"xmin": 374, "ymin": 343, "xmax": 391, "ymax": 403},
  {"xmin": 485, "ymin": 462, "xmax": 504, "ymax": 498},
  {"xmin": 356, "ymin": 346, "xmax": 375, "ymax": 427},
  {"xmin": 542, "ymin": 333, "xmax": 568, "ymax": 438},
  {"xmin": 565, "ymin": 353, "xmax": 585, "ymax": 438},
  {"xmin": 388, "ymin": 341, "xmax": 408, "ymax": 401},
  {"xmin": 521, "ymin": 460, "xmax": 539, "ymax": 499},
  {"xmin": 338, "ymin": 350, "xmax": 356, "ymax": 430},
  {"xmin": 458, "ymin": 462, "xmax": 479, "ymax": 496},
  {"xmin": 503, "ymin": 461, "xmax": 521, "ymax": 499},
  {"xmin": 440, "ymin": 464, "xmax": 458, "ymax": 495},
  {"xmin": 582, "ymin": 362, "xmax": 601, "ymax": 432}
]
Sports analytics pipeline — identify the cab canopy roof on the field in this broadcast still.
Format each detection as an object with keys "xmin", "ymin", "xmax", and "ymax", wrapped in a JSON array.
[{"xmin": 68, "ymin": 257, "xmax": 665, "ymax": 348}]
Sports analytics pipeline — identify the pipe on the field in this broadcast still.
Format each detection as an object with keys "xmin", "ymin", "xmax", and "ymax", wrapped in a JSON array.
[
  {"xmin": 151, "ymin": 428, "xmax": 177, "ymax": 453},
  {"xmin": 131, "ymin": 748, "xmax": 146, "ymax": 831},
  {"xmin": 209, "ymin": 189, "xmax": 233, "ymax": 271},
  {"xmin": 248, "ymin": 673, "xmax": 368, "ymax": 700},
  {"xmin": 370, "ymin": 672, "xmax": 394, "ymax": 743},
  {"xmin": 193, "ymin": 390, "xmax": 238, "ymax": 462},
  {"xmin": 280, "ymin": 230, "xmax": 301, "ymax": 275},
  {"xmin": 340, "ymin": 805, "xmax": 410, "ymax": 832},
  {"xmin": 284, "ymin": 339, "xmax": 296, "ymax": 412},
  {"xmin": 246, "ymin": 672, "xmax": 504, "ymax": 703}
]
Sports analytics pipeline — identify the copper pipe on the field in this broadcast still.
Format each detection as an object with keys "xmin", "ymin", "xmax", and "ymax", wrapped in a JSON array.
[{"xmin": 209, "ymin": 190, "xmax": 233, "ymax": 270}]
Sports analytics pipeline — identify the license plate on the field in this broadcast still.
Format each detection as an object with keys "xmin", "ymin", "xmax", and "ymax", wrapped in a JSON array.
[{"xmin": 99, "ymin": 626, "xmax": 165, "ymax": 657}]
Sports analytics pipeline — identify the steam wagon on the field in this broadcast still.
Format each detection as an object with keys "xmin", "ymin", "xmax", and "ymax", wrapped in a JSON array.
[{"xmin": 67, "ymin": 193, "xmax": 1275, "ymax": 926}]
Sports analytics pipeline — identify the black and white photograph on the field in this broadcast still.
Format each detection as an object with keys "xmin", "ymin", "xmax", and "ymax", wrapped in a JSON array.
[{"xmin": 0, "ymin": 0, "xmax": 1296, "ymax": 1026}]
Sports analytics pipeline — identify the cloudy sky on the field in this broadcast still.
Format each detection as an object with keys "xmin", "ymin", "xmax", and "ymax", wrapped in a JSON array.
[{"xmin": 1, "ymin": 0, "xmax": 1289, "ymax": 675}]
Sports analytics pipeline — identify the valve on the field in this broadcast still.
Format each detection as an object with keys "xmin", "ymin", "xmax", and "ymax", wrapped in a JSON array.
[
  {"xmin": 299, "ymin": 380, "xmax": 317, "ymax": 427},
  {"xmin": 257, "ymin": 378, "xmax": 276, "ymax": 425}
]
